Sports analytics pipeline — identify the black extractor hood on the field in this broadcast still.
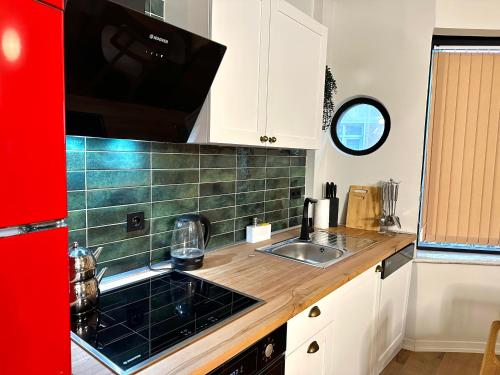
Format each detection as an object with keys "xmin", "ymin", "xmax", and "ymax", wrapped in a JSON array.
[{"xmin": 64, "ymin": 0, "xmax": 226, "ymax": 143}]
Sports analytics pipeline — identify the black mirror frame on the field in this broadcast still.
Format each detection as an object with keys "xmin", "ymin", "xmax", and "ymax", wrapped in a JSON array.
[{"xmin": 329, "ymin": 97, "xmax": 391, "ymax": 156}]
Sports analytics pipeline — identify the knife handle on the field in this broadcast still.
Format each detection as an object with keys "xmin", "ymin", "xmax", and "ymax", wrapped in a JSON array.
[{"xmin": 329, "ymin": 197, "xmax": 339, "ymax": 227}]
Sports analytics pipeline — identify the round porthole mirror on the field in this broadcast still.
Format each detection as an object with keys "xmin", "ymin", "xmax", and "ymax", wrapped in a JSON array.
[{"xmin": 330, "ymin": 97, "xmax": 390, "ymax": 156}]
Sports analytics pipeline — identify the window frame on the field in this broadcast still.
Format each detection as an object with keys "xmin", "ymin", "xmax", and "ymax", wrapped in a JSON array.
[
  {"xmin": 417, "ymin": 35, "xmax": 500, "ymax": 254},
  {"xmin": 329, "ymin": 97, "xmax": 391, "ymax": 156}
]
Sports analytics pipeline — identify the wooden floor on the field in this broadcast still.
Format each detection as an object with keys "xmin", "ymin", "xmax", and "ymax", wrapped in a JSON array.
[{"xmin": 381, "ymin": 350, "xmax": 483, "ymax": 375}]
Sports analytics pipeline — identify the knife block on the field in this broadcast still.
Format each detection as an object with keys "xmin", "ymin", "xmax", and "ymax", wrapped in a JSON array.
[{"xmin": 329, "ymin": 197, "xmax": 339, "ymax": 227}]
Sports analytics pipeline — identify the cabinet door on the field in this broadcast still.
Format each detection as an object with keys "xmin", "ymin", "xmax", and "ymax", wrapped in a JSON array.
[
  {"xmin": 265, "ymin": 0, "xmax": 327, "ymax": 149},
  {"xmin": 208, "ymin": 0, "xmax": 269, "ymax": 146},
  {"xmin": 330, "ymin": 264, "xmax": 381, "ymax": 375},
  {"xmin": 0, "ymin": 228, "xmax": 70, "ymax": 374},
  {"xmin": 0, "ymin": 0, "xmax": 66, "ymax": 227},
  {"xmin": 376, "ymin": 261, "xmax": 413, "ymax": 373},
  {"xmin": 285, "ymin": 322, "xmax": 334, "ymax": 375}
]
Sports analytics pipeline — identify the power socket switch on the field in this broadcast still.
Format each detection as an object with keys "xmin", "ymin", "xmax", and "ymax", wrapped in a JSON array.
[
  {"xmin": 290, "ymin": 187, "xmax": 302, "ymax": 200},
  {"xmin": 127, "ymin": 212, "xmax": 145, "ymax": 232}
]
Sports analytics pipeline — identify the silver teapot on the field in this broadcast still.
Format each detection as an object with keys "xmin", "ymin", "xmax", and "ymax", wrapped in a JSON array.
[
  {"xmin": 70, "ymin": 267, "xmax": 107, "ymax": 315},
  {"xmin": 69, "ymin": 242, "xmax": 104, "ymax": 283},
  {"xmin": 68, "ymin": 242, "xmax": 107, "ymax": 315}
]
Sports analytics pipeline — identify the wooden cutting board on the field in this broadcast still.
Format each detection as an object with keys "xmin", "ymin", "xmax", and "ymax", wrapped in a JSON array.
[{"xmin": 346, "ymin": 185, "xmax": 381, "ymax": 231}]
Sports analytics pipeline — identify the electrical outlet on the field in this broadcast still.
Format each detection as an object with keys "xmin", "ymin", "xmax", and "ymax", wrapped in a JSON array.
[
  {"xmin": 127, "ymin": 212, "xmax": 145, "ymax": 232},
  {"xmin": 290, "ymin": 187, "xmax": 302, "ymax": 200}
]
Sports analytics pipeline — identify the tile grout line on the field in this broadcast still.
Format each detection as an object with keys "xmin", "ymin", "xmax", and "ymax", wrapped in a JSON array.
[
  {"xmin": 198, "ymin": 144, "xmax": 201, "ymax": 219},
  {"xmin": 84, "ymin": 137, "xmax": 89, "ymax": 247},
  {"xmin": 289, "ymin": 151, "xmax": 292, "ymax": 226},
  {"xmin": 67, "ymin": 179, "xmax": 305, "ymax": 193},
  {"xmin": 264, "ymin": 150, "xmax": 268, "ymax": 223},
  {"xmin": 234, "ymin": 149, "xmax": 237, "ymax": 243},
  {"xmin": 149, "ymin": 141, "xmax": 153, "ymax": 265},
  {"xmin": 70, "ymin": 176, "xmax": 305, "ymax": 192},
  {"xmin": 74, "ymin": 165, "xmax": 300, "ymax": 172}
]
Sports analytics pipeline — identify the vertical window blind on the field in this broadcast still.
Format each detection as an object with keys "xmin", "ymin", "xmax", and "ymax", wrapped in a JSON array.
[{"xmin": 420, "ymin": 50, "xmax": 500, "ymax": 249}]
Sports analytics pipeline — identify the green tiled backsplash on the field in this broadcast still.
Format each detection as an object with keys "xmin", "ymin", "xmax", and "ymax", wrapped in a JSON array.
[
  {"xmin": 66, "ymin": 136, "xmax": 307, "ymax": 276},
  {"xmin": 145, "ymin": 0, "xmax": 164, "ymax": 19}
]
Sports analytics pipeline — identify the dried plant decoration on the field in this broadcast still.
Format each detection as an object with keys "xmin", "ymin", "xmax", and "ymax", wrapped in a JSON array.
[{"xmin": 322, "ymin": 65, "xmax": 337, "ymax": 130}]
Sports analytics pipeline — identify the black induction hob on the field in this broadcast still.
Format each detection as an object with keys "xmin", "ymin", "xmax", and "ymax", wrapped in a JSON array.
[{"xmin": 71, "ymin": 271, "xmax": 262, "ymax": 374}]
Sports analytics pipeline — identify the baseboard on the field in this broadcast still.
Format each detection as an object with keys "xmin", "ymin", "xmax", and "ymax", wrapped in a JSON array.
[{"xmin": 402, "ymin": 337, "xmax": 500, "ymax": 354}]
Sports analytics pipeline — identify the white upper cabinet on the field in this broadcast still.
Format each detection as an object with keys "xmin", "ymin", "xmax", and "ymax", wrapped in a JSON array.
[
  {"xmin": 265, "ymin": 0, "xmax": 327, "ymax": 149},
  {"xmin": 189, "ymin": 0, "xmax": 327, "ymax": 149},
  {"xmin": 207, "ymin": 0, "xmax": 269, "ymax": 146}
]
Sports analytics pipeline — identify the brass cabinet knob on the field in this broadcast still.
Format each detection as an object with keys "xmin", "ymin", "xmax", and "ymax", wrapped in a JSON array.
[
  {"xmin": 308, "ymin": 306, "xmax": 321, "ymax": 318},
  {"xmin": 260, "ymin": 135, "xmax": 269, "ymax": 143},
  {"xmin": 307, "ymin": 341, "xmax": 320, "ymax": 354},
  {"xmin": 269, "ymin": 136, "xmax": 277, "ymax": 143},
  {"xmin": 375, "ymin": 265, "xmax": 383, "ymax": 273}
]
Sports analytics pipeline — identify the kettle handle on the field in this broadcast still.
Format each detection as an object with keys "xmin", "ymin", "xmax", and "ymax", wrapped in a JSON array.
[{"xmin": 199, "ymin": 215, "xmax": 211, "ymax": 248}]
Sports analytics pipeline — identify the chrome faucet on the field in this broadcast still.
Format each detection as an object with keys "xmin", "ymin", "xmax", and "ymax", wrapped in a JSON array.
[{"xmin": 299, "ymin": 198, "xmax": 318, "ymax": 241}]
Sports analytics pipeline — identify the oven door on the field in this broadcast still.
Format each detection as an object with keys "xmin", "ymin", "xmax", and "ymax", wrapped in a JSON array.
[
  {"xmin": 259, "ymin": 355, "xmax": 285, "ymax": 375},
  {"xmin": 208, "ymin": 325, "xmax": 287, "ymax": 375},
  {"xmin": 207, "ymin": 346, "xmax": 259, "ymax": 375}
]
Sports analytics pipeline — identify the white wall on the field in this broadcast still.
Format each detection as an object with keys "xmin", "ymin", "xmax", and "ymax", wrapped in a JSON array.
[
  {"xmin": 314, "ymin": 0, "xmax": 435, "ymax": 232},
  {"xmin": 435, "ymin": 0, "xmax": 500, "ymax": 34},
  {"xmin": 405, "ymin": 262, "xmax": 500, "ymax": 352}
]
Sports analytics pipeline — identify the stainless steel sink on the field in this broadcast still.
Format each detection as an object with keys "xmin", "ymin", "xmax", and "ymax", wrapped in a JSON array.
[{"xmin": 256, "ymin": 231, "xmax": 378, "ymax": 268}]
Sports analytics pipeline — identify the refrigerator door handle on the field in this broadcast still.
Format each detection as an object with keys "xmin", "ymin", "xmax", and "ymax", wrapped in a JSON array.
[{"xmin": 0, "ymin": 220, "xmax": 66, "ymax": 238}]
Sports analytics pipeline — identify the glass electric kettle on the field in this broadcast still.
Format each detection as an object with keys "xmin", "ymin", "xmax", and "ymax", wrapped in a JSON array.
[{"xmin": 170, "ymin": 214, "xmax": 211, "ymax": 270}]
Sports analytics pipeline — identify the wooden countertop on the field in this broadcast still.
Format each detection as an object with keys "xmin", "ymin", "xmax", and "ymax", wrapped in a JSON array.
[{"xmin": 72, "ymin": 227, "xmax": 415, "ymax": 375}]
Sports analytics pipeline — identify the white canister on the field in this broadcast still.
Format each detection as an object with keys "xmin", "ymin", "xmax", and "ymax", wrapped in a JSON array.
[{"xmin": 314, "ymin": 199, "xmax": 330, "ymax": 229}]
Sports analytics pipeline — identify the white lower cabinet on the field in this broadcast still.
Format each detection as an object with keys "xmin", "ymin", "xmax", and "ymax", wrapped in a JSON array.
[
  {"xmin": 375, "ymin": 261, "xmax": 413, "ymax": 373},
  {"xmin": 285, "ymin": 264, "xmax": 381, "ymax": 375},
  {"xmin": 285, "ymin": 255, "xmax": 413, "ymax": 375},
  {"xmin": 285, "ymin": 322, "xmax": 334, "ymax": 375},
  {"xmin": 330, "ymin": 264, "xmax": 381, "ymax": 375}
]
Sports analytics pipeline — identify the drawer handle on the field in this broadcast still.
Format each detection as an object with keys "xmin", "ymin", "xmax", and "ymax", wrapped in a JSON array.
[
  {"xmin": 307, "ymin": 341, "xmax": 320, "ymax": 354},
  {"xmin": 260, "ymin": 135, "xmax": 269, "ymax": 142},
  {"xmin": 375, "ymin": 265, "xmax": 383, "ymax": 273},
  {"xmin": 269, "ymin": 136, "xmax": 277, "ymax": 143},
  {"xmin": 308, "ymin": 306, "xmax": 321, "ymax": 318}
]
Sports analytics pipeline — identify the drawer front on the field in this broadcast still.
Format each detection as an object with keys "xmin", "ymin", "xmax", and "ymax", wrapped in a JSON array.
[{"xmin": 286, "ymin": 293, "xmax": 334, "ymax": 353}]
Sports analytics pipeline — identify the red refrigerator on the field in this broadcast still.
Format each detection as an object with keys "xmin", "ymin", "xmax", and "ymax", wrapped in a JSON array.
[{"xmin": 0, "ymin": 0, "xmax": 70, "ymax": 374}]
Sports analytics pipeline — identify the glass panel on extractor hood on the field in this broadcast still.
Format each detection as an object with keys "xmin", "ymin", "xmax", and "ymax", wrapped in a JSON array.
[{"xmin": 64, "ymin": 0, "xmax": 226, "ymax": 143}]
